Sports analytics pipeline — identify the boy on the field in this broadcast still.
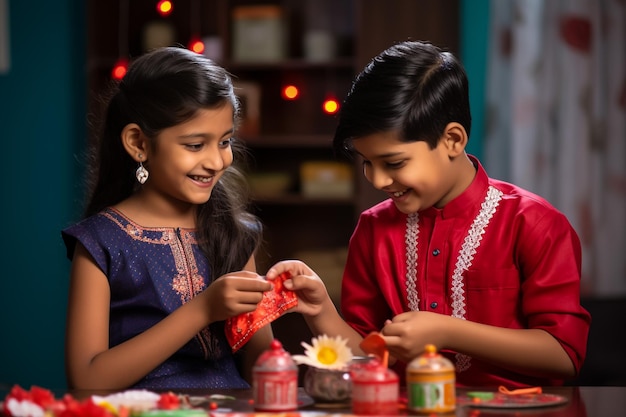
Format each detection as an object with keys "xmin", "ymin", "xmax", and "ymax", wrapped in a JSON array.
[{"xmin": 267, "ymin": 41, "xmax": 590, "ymax": 387}]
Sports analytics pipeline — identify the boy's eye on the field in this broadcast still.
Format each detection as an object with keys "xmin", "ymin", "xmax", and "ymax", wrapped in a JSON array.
[{"xmin": 386, "ymin": 160, "xmax": 405, "ymax": 168}]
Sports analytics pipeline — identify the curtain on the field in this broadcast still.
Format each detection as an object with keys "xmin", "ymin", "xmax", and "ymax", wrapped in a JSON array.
[{"xmin": 484, "ymin": 0, "xmax": 626, "ymax": 295}]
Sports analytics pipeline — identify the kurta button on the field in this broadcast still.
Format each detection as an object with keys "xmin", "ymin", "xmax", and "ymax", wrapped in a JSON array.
[
  {"xmin": 430, "ymin": 302, "xmax": 438, "ymax": 309},
  {"xmin": 432, "ymin": 249, "xmax": 441, "ymax": 256}
]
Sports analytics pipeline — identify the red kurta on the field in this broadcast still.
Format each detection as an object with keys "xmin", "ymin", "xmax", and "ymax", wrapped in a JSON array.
[{"xmin": 341, "ymin": 156, "xmax": 590, "ymax": 387}]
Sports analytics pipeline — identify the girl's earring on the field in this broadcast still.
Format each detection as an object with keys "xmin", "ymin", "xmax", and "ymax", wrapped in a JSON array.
[{"xmin": 135, "ymin": 155, "xmax": 149, "ymax": 184}]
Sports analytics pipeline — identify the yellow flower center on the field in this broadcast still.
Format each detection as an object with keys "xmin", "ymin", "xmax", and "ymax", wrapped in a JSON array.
[
  {"xmin": 316, "ymin": 346, "xmax": 338, "ymax": 365},
  {"xmin": 98, "ymin": 401, "xmax": 118, "ymax": 414}
]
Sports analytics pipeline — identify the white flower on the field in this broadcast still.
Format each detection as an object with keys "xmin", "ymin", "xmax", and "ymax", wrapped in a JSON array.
[
  {"xmin": 292, "ymin": 334, "xmax": 353, "ymax": 370},
  {"xmin": 6, "ymin": 399, "xmax": 44, "ymax": 417},
  {"xmin": 92, "ymin": 389, "xmax": 161, "ymax": 412}
]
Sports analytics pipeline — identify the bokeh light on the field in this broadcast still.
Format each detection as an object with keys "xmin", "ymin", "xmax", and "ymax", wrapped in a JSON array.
[
  {"xmin": 111, "ymin": 59, "xmax": 128, "ymax": 80},
  {"xmin": 323, "ymin": 97, "xmax": 339, "ymax": 114},
  {"xmin": 189, "ymin": 38, "xmax": 205, "ymax": 54},
  {"xmin": 282, "ymin": 85, "xmax": 300, "ymax": 100},
  {"xmin": 156, "ymin": 0, "xmax": 173, "ymax": 17}
]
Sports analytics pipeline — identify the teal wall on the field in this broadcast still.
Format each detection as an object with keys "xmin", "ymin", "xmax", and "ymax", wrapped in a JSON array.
[
  {"xmin": 460, "ymin": 0, "xmax": 489, "ymax": 160},
  {"xmin": 0, "ymin": 0, "xmax": 85, "ymax": 389}
]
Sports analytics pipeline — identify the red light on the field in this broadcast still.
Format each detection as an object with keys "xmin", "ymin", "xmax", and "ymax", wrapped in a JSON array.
[
  {"xmin": 157, "ymin": 0, "xmax": 173, "ymax": 17},
  {"xmin": 282, "ymin": 85, "xmax": 299, "ymax": 100},
  {"xmin": 111, "ymin": 59, "xmax": 128, "ymax": 80},
  {"xmin": 189, "ymin": 38, "xmax": 205, "ymax": 54},
  {"xmin": 323, "ymin": 98, "xmax": 339, "ymax": 114}
]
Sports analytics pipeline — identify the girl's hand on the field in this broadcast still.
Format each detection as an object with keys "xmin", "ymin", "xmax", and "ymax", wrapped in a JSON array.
[
  {"xmin": 266, "ymin": 260, "xmax": 331, "ymax": 317},
  {"xmin": 380, "ymin": 311, "xmax": 452, "ymax": 363},
  {"xmin": 202, "ymin": 271, "xmax": 272, "ymax": 322}
]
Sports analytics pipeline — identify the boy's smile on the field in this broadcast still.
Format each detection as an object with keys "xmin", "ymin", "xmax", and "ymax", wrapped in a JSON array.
[{"xmin": 352, "ymin": 128, "xmax": 472, "ymax": 214}]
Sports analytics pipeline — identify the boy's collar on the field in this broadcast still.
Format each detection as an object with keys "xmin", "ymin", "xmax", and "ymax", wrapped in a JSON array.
[{"xmin": 421, "ymin": 154, "xmax": 488, "ymax": 219}]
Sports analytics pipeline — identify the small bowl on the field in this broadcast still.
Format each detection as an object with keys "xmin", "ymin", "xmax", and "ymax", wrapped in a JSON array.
[
  {"xmin": 303, "ymin": 357, "xmax": 373, "ymax": 405},
  {"xmin": 303, "ymin": 366, "xmax": 352, "ymax": 404}
]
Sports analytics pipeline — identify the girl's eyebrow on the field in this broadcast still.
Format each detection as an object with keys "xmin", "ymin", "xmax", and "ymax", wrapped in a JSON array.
[{"xmin": 178, "ymin": 127, "xmax": 235, "ymax": 140}]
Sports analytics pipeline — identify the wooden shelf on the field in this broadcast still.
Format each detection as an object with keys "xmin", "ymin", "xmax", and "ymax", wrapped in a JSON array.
[
  {"xmin": 252, "ymin": 194, "xmax": 354, "ymax": 206},
  {"xmin": 225, "ymin": 58, "xmax": 354, "ymax": 71},
  {"xmin": 87, "ymin": 0, "xmax": 459, "ymax": 275},
  {"xmin": 241, "ymin": 134, "xmax": 333, "ymax": 148}
]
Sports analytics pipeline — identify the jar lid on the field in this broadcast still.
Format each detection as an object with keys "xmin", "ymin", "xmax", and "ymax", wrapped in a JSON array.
[
  {"xmin": 407, "ymin": 344, "xmax": 455, "ymax": 372},
  {"xmin": 351, "ymin": 357, "xmax": 399, "ymax": 382},
  {"xmin": 254, "ymin": 339, "xmax": 297, "ymax": 371}
]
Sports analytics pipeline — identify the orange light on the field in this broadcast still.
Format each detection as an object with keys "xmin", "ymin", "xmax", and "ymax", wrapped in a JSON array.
[
  {"xmin": 189, "ymin": 38, "xmax": 205, "ymax": 54},
  {"xmin": 323, "ymin": 97, "xmax": 340, "ymax": 114},
  {"xmin": 157, "ymin": 0, "xmax": 173, "ymax": 17},
  {"xmin": 111, "ymin": 59, "xmax": 128, "ymax": 80},
  {"xmin": 282, "ymin": 85, "xmax": 299, "ymax": 100}
]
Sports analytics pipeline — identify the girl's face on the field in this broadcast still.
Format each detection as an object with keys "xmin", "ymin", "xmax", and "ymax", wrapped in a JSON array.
[
  {"xmin": 144, "ymin": 105, "xmax": 235, "ymax": 208},
  {"xmin": 352, "ymin": 130, "xmax": 460, "ymax": 214}
]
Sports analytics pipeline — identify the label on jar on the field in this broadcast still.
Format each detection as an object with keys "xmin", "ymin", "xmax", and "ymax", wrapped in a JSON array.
[
  {"xmin": 252, "ymin": 370, "xmax": 298, "ymax": 411},
  {"xmin": 351, "ymin": 379, "xmax": 399, "ymax": 415},
  {"xmin": 406, "ymin": 370, "xmax": 456, "ymax": 413}
]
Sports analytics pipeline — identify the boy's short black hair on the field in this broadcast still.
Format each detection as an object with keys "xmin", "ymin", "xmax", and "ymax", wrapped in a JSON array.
[{"xmin": 333, "ymin": 40, "xmax": 471, "ymax": 157}]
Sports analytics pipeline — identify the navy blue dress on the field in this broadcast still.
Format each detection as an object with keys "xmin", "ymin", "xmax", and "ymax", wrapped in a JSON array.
[{"xmin": 62, "ymin": 208, "xmax": 249, "ymax": 389}]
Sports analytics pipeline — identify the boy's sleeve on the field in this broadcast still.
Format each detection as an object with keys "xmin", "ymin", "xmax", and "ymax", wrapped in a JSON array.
[
  {"xmin": 518, "ymin": 209, "xmax": 591, "ymax": 374},
  {"xmin": 340, "ymin": 211, "xmax": 400, "ymax": 337}
]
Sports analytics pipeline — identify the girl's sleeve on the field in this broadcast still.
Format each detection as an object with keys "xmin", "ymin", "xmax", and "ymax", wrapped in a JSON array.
[{"xmin": 61, "ymin": 221, "xmax": 110, "ymax": 275}]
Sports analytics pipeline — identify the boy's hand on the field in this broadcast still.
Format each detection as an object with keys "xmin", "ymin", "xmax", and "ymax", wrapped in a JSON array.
[
  {"xmin": 381, "ymin": 311, "xmax": 451, "ymax": 363},
  {"xmin": 266, "ymin": 260, "xmax": 331, "ymax": 317}
]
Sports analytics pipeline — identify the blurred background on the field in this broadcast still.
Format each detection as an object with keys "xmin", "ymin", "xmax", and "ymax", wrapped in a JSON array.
[{"xmin": 0, "ymin": 0, "xmax": 624, "ymax": 389}]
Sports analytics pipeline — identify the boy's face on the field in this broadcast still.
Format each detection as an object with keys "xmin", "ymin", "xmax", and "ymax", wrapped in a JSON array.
[{"xmin": 352, "ymin": 130, "xmax": 462, "ymax": 214}]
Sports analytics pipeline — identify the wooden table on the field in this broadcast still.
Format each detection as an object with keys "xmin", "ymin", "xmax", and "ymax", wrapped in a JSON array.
[
  {"xmin": 5, "ymin": 386, "xmax": 626, "ymax": 416},
  {"xmin": 196, "ymin": 386, "xmax": 625, "ymax": 416}
]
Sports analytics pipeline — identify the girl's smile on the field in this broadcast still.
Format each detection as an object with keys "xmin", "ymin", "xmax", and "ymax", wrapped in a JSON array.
[
  {"xmin": 189, "ymin": 174, "xmax": 215, "ymax": 185},
  {"xmin": 142, "ymin": 105, "xmax": 235, "ymax": 207}
]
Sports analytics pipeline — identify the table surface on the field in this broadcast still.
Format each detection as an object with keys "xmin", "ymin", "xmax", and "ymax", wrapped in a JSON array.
[{"xmin": 3, "ymin": 386, "xmax": 625, "ymax": 417}]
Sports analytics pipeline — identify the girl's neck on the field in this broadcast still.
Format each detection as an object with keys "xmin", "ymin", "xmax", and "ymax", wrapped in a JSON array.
[{"xmin": 113, "ymin": 191, "xmax": 197, "ymax": 229}]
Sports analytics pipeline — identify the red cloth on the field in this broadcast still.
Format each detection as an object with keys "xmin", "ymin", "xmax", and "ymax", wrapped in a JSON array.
[
  {"xmin": 225, "ymin": 272, "xmax": 297, "ymax": 352},
  {"xmin": 341, "ymin": 156, "xmax": 591, "ymax": 388}
]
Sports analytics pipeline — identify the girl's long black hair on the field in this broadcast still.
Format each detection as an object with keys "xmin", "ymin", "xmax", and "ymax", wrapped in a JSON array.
[{"xmin": 84, "ymin": 46, "xmax": 262, "ymax": 279}]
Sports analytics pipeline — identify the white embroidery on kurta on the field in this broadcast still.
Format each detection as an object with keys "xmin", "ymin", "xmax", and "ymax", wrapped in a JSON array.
[
  {"xmin": 405, "ymin": 185, "xmax": 503, "ymax": 372},
  {"xmin": 405, "ymin": 212, "xmax": 420, "ymax": 311}
]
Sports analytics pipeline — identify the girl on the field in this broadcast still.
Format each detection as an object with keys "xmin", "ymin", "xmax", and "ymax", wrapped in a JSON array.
[{"xmin": 62, "ymin": 47, "xmax": 273, "ymax": 390}]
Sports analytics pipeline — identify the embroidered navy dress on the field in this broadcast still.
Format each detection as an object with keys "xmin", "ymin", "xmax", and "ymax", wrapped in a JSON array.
[{"xmin": 62, "ymin": 208, "xmax": 249, "ymax": 389}]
